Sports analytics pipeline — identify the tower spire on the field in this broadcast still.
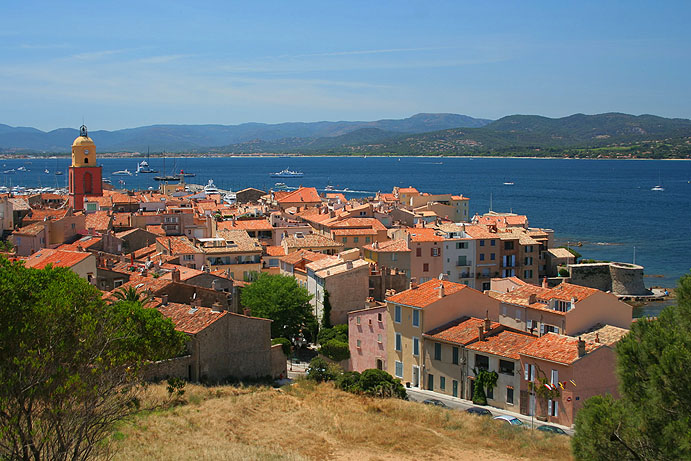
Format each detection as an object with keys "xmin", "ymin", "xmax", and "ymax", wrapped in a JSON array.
[{"xmin": 80, "ymin": 124, "xmax": 88, "ymax": 137}]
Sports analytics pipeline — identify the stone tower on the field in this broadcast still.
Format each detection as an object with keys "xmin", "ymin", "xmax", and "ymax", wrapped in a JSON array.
[{"xmin": 68, "ymin": 125, "xmax": 103, "ymax": 210}]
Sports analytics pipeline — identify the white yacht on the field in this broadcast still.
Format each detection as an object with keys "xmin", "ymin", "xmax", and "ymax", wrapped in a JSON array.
[
  {"xmin": 112, "ymin": 169, "xmax": 132, "ymax": 176},
  {"xmin": 204, "ymin": 179, "xmax": 220, "ymax": 194}
]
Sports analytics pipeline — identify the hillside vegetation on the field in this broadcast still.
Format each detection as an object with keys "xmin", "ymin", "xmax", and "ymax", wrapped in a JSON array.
[{"xmin": 109, "ymin": 381, "xmax": 572, "ymax": 461}]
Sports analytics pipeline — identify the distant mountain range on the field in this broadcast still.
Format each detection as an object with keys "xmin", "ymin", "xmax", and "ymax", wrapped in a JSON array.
[{"xmin": 2, "ymin": 112, "xmax": 690, "ymax": 158}]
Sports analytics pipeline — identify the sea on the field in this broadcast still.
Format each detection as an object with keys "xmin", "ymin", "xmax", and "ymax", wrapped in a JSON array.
[{"xmin": 3, "ymin": 156, "xmax": 689, "ymax": 299}]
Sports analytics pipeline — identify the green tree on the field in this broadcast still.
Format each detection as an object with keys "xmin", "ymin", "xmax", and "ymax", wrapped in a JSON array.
[
  {"xmin": 472, "ymin": 369, "xmax": 498, "ymax": 405},
  {"xmin": 306, "ymin": 356, "xmax": 342, "ymax": 383},
  {"xmin": 358, "ymin": 369, "xmax": 407, "ymax": 399},
  {"xmin": 321, "ymin": 289, "xmax": 332, "ymax": 329},
  {"xmin": 240, "ymin": 273, "xmax": 315, "ymax": 340},
  {"xmin": 572, "ymin": 272, "xmax": 691, "ymax": 460},
  {"xmin": 319, "ymin": 339, "xmax": 350, "ymax": 362},
  {"xmin": 0, "ymin": 257, "xmax": 186, "ymax": 461},
  {"xmin": 111, "ymin": 285, "xmax": 153, "ymax": 306}
]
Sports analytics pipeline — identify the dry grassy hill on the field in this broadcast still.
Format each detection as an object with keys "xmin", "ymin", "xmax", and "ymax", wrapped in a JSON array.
[{"xmin": 109, "ymin": 380, "xmax": 573, "ymax": 461}]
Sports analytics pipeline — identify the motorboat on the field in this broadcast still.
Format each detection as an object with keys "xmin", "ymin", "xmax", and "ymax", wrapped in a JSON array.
[
  {"xmin": 503, "ymin": 181, "xmax": 515, "ymax": 186},
  {"xmin": 135, "ymin": 160, "xmax": 158, "ymax": 174},
  {"xmin": 112, "ymin": 169, "xmax": 132, "ymax": 176},
  {"xmin": 3, "ymin": 169, "xmax": 15, "ymax": 174},
  {"xmin": 325, "ymin": 185, "xmax": 335, "ymax": 191},
  {"xmin": 223, "ymin": 192, "xmax": 237, "ymax": 205},
  {"xmin": 17, "ymin": 166, "xmax": 27, "ymax": 172},
  {"xmin": 270, "ymin": 168, "xmax": 304, "ymax": 178},
  {"xmin": 651, "ymin": 185, "xmax": 664, "ymax": 191},
  {"xmin": 204, "ymin": 179, "xmax": 220, "ymax": 194},
  {"xmin": 44, "ymin": 169, "xmax": 50, "ymax": 174}
]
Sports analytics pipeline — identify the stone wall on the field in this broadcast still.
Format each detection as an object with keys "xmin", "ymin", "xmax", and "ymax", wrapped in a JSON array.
[
  {"xmin": 144, "ymin": 355, "xmax": 192, "ymax": 381},
  {"xmin": 270, "ymin": 344, "xmax": 288, "ymax": 378},
  {"xmin": 369, "ymin": 268, "xmax": 409, "ymax": 301},
  {"xmin": 568, "ymin": 262, "xmax": 649, "ymax": 296}
]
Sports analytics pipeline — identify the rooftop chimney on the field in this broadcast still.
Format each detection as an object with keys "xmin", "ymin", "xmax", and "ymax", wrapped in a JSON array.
[
  {"xmin": 577, "ymin": 337, "xmax": 586, "ymax": 358},
  {"xmin": 410, "ymin": 277, "xmax": 418, "ymax": 289},
  {"xmin": 595, "ymin": 332, "xmax": 600, "ymax": 343},
  {"xmin": 438, "ymin": 282, "xmax": 445, "ymax": 298},
  {"xmin": 542, "ymin": 277, "xmax": 548, "ymax": 288},
  {"xmin": 161, "ymin": 294, "xmax": 169, "ymax": 306},
  {"xmin": 478, "ymin": 325, "xmax": 485, "ymax": 341},
  {"xmin": 172, "ymin": 268, "xmax": 180, "ymax": 282},
  {"xmin": 484, "ymin": 312, "xmax": 491, "ymax": 333},
  {"xmin": 211, "ymin": 301, "xmax": 223, "ymax": 313},
  {"xmin": 528, "ymin": 293, "xmax": 537, "ymax": 304}
]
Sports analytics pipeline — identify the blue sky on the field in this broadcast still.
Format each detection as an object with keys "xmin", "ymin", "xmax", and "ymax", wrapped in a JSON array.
[{"xmin": 1, "ymin": 1, "xmax": 689, "ymax": 130}]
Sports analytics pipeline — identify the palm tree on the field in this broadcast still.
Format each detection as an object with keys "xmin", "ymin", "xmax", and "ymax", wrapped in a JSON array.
[{"xmin": 111, "ymin": 286, "xmax": 153, "ymax": 306}]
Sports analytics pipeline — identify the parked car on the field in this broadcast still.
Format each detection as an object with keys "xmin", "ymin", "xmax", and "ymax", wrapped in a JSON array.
[
  {"xmin": 493, "ymin": 415, "xmax": 524, "ymax": 426},
  {"xmin": 422, "ymin": 398, "xmax": 448, "ymax": 408},
  {"xmin": 537, "ymin": 425, "xmax": 567, "ymax": 435},
  {"xmin": 465, "ymin": 406, "xmax": 492, "ymax": 416}
]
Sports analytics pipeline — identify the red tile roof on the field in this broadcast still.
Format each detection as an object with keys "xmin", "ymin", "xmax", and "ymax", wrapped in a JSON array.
[
  {"xmin": 424, "ymin": 317, "xmax": 501, "ymax": 346},
  {"xmin": 157, "ymin": 302, "xmax": 227, "ymax": 334},
  {"xmin": 387, "ymin": 279, "xmax": 469, "ymax": 308},
  {"xmin": 85, "ymin": 211, "xmax": 112, "ymax": 232},
  {"xmin": 156, "ymin": 236, "xmax": 200, "ymax": 255},
  {"xmin": 218, "ymin": 218, "xmax": 273, "ymax": 231},
  {"xmin": 363, "ymin": 239, "xmax": 410, "ymax": 252},
  {"xmin": 275, "ymin": 187, "xmax": 321, "ymax": 204},
  {"xmin": 466, "ymin": 330, "xmax": 537, "ymax": 360},
  {"xmin": 408, "ymin": 228, "xmax": 445, "ymax": 242},
  {"xmin": 519, "ymin": 333, "xmax": 603, "ymax": 364},
  {"xmin": 14, "ymin": 222, "xmax": 45, "ymax": 236},
  {"xmin": 23, "ymin": 249, "xmax": 92, "ymax": 270},
  {"xmin": 280, "ymin": 249, "xmax": 331, "ymax": 266},
  {"xmin": 264, "ymin": 245, "xmax": 286, "ymax": 257}
]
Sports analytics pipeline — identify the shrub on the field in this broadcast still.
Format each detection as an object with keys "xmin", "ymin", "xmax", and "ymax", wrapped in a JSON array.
[
  {"xmin": 318, "ymin": 324, "xmax": 348, "ymax": 344},
  {"xmin": 336, "ymin": 371, "xmax": 361, "ymax": 392},
  {"xmin": 319, "ymin": 339, "xmax": 350, "ymax": 362},
  {"xmin": 558, "ymin": 268, "xmax": 570, "ymax": 277},
  {"xmin": 271, "ymin": 337, "xmax": 291, "ymax": 356},
  {"xmin": 306, "ymin": 356, "xmax": 342, "ymax": 383},
  {"xmin": 358, "ymin": 369, "xmax": 407, "ymax": 399}
]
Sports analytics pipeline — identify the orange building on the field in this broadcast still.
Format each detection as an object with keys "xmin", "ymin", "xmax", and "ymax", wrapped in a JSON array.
[{"xmin": 68, "ymin": 125, "xmax": 103, "ymax": 211}]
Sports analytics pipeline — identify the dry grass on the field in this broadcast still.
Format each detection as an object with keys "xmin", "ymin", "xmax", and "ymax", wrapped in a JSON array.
[{"xmin": 108, "ymin": 380, "xmax": 573, "ymax": 461}]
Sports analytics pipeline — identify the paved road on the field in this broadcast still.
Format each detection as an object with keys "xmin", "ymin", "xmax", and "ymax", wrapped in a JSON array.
[{"xmin": 406, "ymin": 388, "xmax": 574, "ymax": 436}]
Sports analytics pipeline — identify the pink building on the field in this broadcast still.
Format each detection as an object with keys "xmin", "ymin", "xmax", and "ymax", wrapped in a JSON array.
[
  {"xmin": 518, "ymin": 332, "xmax": 620, "ymax": 427},
  {"xmin": 348, "ymin": 304, "xmax": 387, "ymax": 372}
]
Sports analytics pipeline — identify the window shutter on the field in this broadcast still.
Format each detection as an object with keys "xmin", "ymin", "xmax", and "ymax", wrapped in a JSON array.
[
  {"xmin": 551, "ymin": 369, "xmax": 558, "ymax": 385},
  {"xmin": 554, "ymin": 401, "xmax": 559, "ymax": 416},
  {"xmin": 530, "ymin": 365, "xmax": 535, "ymax": 381},
  {"xmin": 524, "ymin": 365, "xmax": 529, "ymax": 381},
  {"xmin": 548, "ymin": 400, "xmax": 553, "ymax": 415}
]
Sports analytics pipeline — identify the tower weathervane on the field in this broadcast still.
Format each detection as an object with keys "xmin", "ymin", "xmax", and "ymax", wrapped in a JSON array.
[{"xmin": 80, "ymin": 125, "xmax": 88, "ymax": 137}]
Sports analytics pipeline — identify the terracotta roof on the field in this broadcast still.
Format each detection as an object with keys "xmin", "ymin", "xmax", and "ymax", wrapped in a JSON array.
[
  {"xmin": 408, "ymin": 228, "xmax": 445, "ymax": 242},
  {"xmin": 85, "ymin": 211, "xmax": 112, "ymax": 232},
  {"xmin": 332, "ymin": 228, "xmax": 378, "ymax": 236},
  {"xmin": 519, "ymin": 333, "xmax": 603, "ymax": 364},
  {"xmin": 146, "ymin": 224, "xmax": 165, "ymax": 236},
  {"xmin": 378, "ymin": 193, "xmax": 397, "ymax": 202},
  {"xmin": 86, "ymin": 196, "xmax": 113, "ymax": 208},
  {"xmin": 157, "ymin": 302, "xmax": 227, "ymax": 334},
  {"xmin": 543, "ymin": 283, "xmax": 599, "ymax": 302},
  {"xmin": 58, "ymin": 235, "xmax": 102, "ymax": 251},
  {"xmin": 363, "ymin": 239, "xmax": 410, "ymax": 252},
  {"xmin": 466, "ymin": 330, "xmax": 537, "ymax": 360},
  {"xmin": 398, "ymin": 187, "xmax": 419, "ymax": 194},
  {"xmin": 134, "ymin": 243, "xmax": 158, "ymax": 259},
  {"xmin": 275, "ymin": 187, "xmax": 321, "ymax": 204},
  {"xmin": 14, "ymin": 222, "xmax": 45, "ymax": 236},
  {"xmin": 159, "ymin": 264, "xmax": 206, "ymax": 281},
  {"xmin": 326, "ymin": 193, "xmax": 347, "ymax": 202},
  {"xmin": 23, "ymin": 248, "xmax": 92, "ymax": 269},
  {"xmin": 218, "ymin": 219, "xmax": 273, "ymax": 231},
  {"xmin": 8, "ymin": 197, "xmax": 30, "ymax": 210},
  {"xmin": 24, "ymin": 208, "xmax": 69, "ymax": 224},
  {"xmin": 424, "ymin": 317, "xmax": 501, "ymax": 345},
  {"xmin": 211, "ymin": 229, "xmax": 263, "ymax": 253},
  {"xmin": 548, "ymin": 248, "xmax": 575, "ymax": 259},
  {"xmin": 158, "ymin": 236, "xmax": 201, "ymax": 255},
  {"xmin": 280, "ymin": 249, "xmax": 331, "ymax": 266},
  {"xmin": 330, "ymin": 217, "xmax": 386, "ymax": 231},
  {"xmin": 282, "ymin": 233, "xmax": 343, "ymax": 250},
  {"xmin": 579, "ymin": 324, "xmax": 629, "ymax": 346},
  {"xmin": 264, "ymin": 245, "xmax": 286, "ymax": 257},
  {"xmin": 112, "ymin": 213, "xmax": 130, "ymax": 227},
  {"xmin": 387, "ymin": 279, "xmax": 469, "ymax": 308}
]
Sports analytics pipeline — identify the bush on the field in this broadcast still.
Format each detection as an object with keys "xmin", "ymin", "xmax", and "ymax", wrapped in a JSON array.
[
  {"xmin": 558, "ymin": 268, "xmax": 570, "ymax": 277},
  {"xmin": 336, "ymin": 371, "xmax": 361, "ymax": 393},
  {"xmin": 319, "ymin": 339, "xmax": 350, "ymax": 362},
  {"xmin": 306, "ymin": 357, "xmax": 342, "ymax": 383},
  {"xmin": 271, "ymin": 337, "xmax": 291, "ymax": 356},
  {"xmin": 318, "ymin": 324, "xmax": 348, "ymax": 344},
  {"xmin": 358, "ymin": 369, "xmax": 407, "ymax": 399}
]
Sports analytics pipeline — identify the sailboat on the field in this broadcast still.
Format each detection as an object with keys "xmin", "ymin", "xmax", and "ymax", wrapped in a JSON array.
[
  {"xmin": 651, "ymin": 171, "xmax": 664, "ymax": 191},
  {"xmin": 136, "ymin": 147, "xmax": 158, "ymax": 173}
]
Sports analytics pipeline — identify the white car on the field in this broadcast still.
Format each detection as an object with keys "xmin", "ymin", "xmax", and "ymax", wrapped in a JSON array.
[{"xmin": 493, "ymin": 415, "xmax": 524, "ymax": 426}]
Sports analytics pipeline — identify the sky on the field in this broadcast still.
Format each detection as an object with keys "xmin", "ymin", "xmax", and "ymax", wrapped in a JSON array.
[{"xmin": 1, "ymin": 1, "xmax": 690, "ymax": 131}]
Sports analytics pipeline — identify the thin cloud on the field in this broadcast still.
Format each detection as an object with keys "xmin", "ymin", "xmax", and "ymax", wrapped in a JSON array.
[
  {"xmin": 135, "ymin": 54, "xmax": 193, "ymax": 64},
  {"xmin": 70, "ymin": 49, "xmax": 129, "ymax": 61},
  {"xmin": 285, "ymin": 46, "xmax": 458, "ymax": 59}
]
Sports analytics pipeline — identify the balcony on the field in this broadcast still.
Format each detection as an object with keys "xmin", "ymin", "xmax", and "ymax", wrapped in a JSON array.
[
  {"xmin": 455, "ymin": 260, "xmax": 472, "ymax": 267},
  {"xmin": 459, "ymin": 272, "xmax": 474, "ymax": 279}
]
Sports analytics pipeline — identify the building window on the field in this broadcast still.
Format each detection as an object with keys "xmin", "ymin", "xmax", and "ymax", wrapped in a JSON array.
[
  {"xmin": 475, "ymin": 354, "xmax": 489, "ymax": 370},
  {"xmin": 395, "ymin": 361, "xmax": 403, "ymax": 378},
  {"xmin": 394, "ymin": 305, "xmax": 401, "ymax": 323},
  {"xmin": 480, "ymin": 254, "xmax": 485, "ymax": 261},
  {"xmin": 479, "ymin": 240, "xmax": 485, "ymax": 247},
  {"xmin": 507, "ymin": 387, "xmax": 514, "ymax": 405},
  {"xmin": 353, "ymin": 237, "xmax": 359, "ymax": 243},
  {"xmin": 452, "ymin": 346, "xmax": 459, "ymax": 365},
  {"xmin": 515, "ymin": 309, "xmax": 522, "ymax": 321},
  {"xmin": 524, "ymin": 270, "xmax": 533, "ymax": 279},
  {"xmin": 551, "ymin": 369, "xmax": 559, "ymax": 386},
  {"xmin": 423, "ymin": 263, "xmax": 429, "ymax": 272},
  {"xmin": 525, "ymin": 363, "xmax": 535, "ymax": 381},
  {"xmin": 525, "ymin": 245, "xmax": 533, "ymax": 253},
  {"xmin": 356, "ymin": 339, "xmax": 361, "ymax": 348},
  {"xmin": 391, "ymin": 253, "xmax": 397, "ymax": 261},
  {"xmin": 412, "ymin": 309, "xmax": 420, "ymax": 327},
  {"xmin": 501, "ymin": 304, "xmax": 507, "ymax": 316},
  {"xmin": 377, "ymin": 334, "xmax": 382, "ymax": 344},
  {"xmin": 434, "ymin": 343, "xmax": 442, "ymax": 361},
  {"xmin": 357, "ymin": 316, "xmax": 361, "ymax": 325},
  {"xmin": 490, "ymin": 253, "xmax": 495, "ymax": 260},
  {"xmin": 548, "ymin": 400, "xmax": 559, "ymax": 417},
  {"xmin": 431, "ymin": 247, "xmax": 440, "ymax": 256},
  {"xmin": 504, "ymin": 241, "xmax": 514, "ymax": 250},
  {"xmin": 413, "ymin": 337, "xmax": 419, "ymax": 356},
  {"xmin": 395, "ymin": 333, "xmax": 402, "ymax": 351},
  {"xmin": 416, "ymin": 247, "xmax": 422, "ymax": 257},
  {"xmin": 365, "ymin": 236, "xmax": 370, "ymax": 243},
  {"xmin": 456, "ymin": 241, "xmax": 467, "ymax": 249},
  {"xmin": 490, "ymin": 239, "xmax": 495, "ymax": 246},
  {"xmin": 525, "ymin": 256, "xmax": 533, "ymax": 265},
  {"xmin": 499, "ymin": 360, "xmax": 515, "ymax": 375},
  {"xmin": 377, "ymin": 312, "xmax": 383, "ymax": 322},
  {"xmin": 342, "ymin": 237, "xmax": 348, "ymax": 243},
  {"xmin": 440, "ymin": 376, "xmax": 446, "ymax": 390}
]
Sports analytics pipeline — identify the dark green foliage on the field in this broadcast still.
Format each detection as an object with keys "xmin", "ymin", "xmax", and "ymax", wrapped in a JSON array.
[
  {"xmin": 357, "ymin": 369, "xmax": 407, "ymax": 399},
  {"xmin": 319, "ymin": 339, "xmax": 350, "ymax": 362},
  {"xmin": 572, "ymin": 395, "xmax": 635, "ymax": 461},
  {"xmin": 472, "ymin": 369, "xmax": 499, "ymax": 405},
  {"xmin": 271, "ymin": 337, "xmax": 292, "ymax": 356},
  {"xmin": 336, "ymin": 371, "xmax": 361, "ymax": 393},
  {"xmin": 572, "ymin": 272, "xmax": 691, "ymax": 460},
  {"xmin": 558, "ymin": 268, "xmax": 570, "ymax": 277},
  {"xmin": 166, "ymin": 377, "xmax": 186, "ymax": 400},
  {"xmin": 321, "ymin": 289, "xmax": 332, "ymax": 329},
  {"xmin": 0, "ymin": 257, "xmax": 186, "ymax": 460},
  {"xmin": 318, "ymin": 324, "xmax": 348, "ymax": 344},
  {"xmin": 305, "ymin": 357, "xmax": 342, "ymax": 383},
  {"xmin": 240, "ymin": 273, "xmax": 315, "ymax": 340},
  {"xmin": 559, "ymin": 246, "xmax": 582, "ymax": 261}
]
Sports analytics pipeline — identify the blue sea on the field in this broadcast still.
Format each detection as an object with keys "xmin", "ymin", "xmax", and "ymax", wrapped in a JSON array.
[{"xmin": 3, "ymin": 156, "xmax": 690, "ymax": 289}]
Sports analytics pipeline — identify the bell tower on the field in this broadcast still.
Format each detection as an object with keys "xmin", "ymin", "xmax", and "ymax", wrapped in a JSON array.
[{"xmin": 68, "ymin": 125, "xmax": 103, "ymax": 210}]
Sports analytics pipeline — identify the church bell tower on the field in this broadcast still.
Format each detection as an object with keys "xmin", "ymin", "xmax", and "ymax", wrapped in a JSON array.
[{"xmin": 68, "ymin": 125, "xmax": 103, "ymax": 210}]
